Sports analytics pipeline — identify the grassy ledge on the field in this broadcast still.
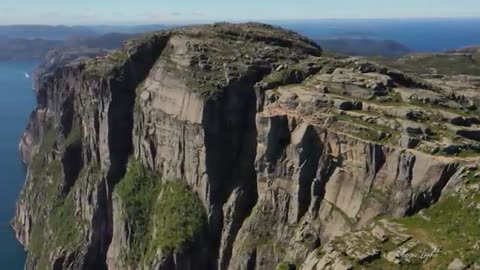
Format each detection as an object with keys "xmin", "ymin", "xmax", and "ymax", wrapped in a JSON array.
[
  {"xmin": 115, "ymin": 159, "xmax": 207, "ymax": 265},
  {"xmin": 396, "ymin": 177, "xmax": 480, "ymax": 267}
]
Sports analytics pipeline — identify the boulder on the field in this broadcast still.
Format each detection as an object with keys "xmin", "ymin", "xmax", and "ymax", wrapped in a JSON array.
[
  {"xmin": 371, "ymin": 225, "xmax": 388, "ymax": 242},
  {"xmin": 401, "ymin": 135, "xmax": 420, "ymax": 149},
  {"xmin": 450, "ymin": 116, "xmax": 471, "ymax": 127},
  {"xmin": 448, "ymin": 258, "xmax": 467, "ymax": 270},
  {"xmin": 456, "ymin": 129, "xmax": 480, "ymax": 141},
  {"xmin": 334, "ymin": 100, "xmax": 354, "ymax": 111}
]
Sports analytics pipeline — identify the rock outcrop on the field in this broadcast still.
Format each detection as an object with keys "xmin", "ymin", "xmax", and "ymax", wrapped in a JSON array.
[
  {"xmin": 31, "ymin": 47, "xmax": 109, "ymax": 92},
  {"xmin": 13, "ymin": 23, "xmax": 480, "ymax": 270}
]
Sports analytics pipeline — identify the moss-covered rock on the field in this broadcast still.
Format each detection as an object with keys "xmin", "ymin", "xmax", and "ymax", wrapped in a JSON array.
[{"xmin": 114, "ymin": 159, "xmax": 207, "ymax": 267}]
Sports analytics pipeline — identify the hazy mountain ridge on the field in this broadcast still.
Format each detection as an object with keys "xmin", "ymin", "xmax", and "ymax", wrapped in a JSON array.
[
  {"xmin": 315, "ymin": 37, "xmax": 412, "ymax": 57},
  {"xmin": 0, "ymin": 32, "xmax": 135, "ymax": 60},
  {"xmin": 2, "ymin": 21, "xmax": 480, "ymax": 61},
  {"xmin": 373, "ymin": 49, "xmax": 480, "ymax": 76},
  {"xmin": 0, "ymin": 25, "xmax": 96, "ymax": 40},
  {"xmin": 0, "ymin": 38, "xmax": 63, "ymax": 60}
]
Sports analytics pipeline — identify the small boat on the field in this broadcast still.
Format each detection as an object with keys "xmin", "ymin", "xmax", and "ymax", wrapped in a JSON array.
[{"xmin": 24, "ymin": 72, "xmax": 30, "ymax": 78}]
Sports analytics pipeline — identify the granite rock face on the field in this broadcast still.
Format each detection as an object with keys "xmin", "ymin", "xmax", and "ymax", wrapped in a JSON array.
[{"xmin": 14, "ymin": 23, "xmax": 480, "ymax": 270}]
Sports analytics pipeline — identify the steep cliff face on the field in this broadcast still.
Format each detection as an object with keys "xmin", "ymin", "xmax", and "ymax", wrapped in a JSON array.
[
  {"xmin": 15, "ymin": 31, "xmax": 171, "ymax": 269},
  {"xmin": 14, "ymin": 23, "xmax": 480, "ymax": 270}
]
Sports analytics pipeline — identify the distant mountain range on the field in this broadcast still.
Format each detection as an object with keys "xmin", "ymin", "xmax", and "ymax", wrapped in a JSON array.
[
  {"xmin": 63, "ymin": 32, "xmax": 138, "ymax": 49},
  {"xmin": 0, "ymin": 38, "xmax": 63, "ymax": 60},
  {"xmin": 0, "ymin": 32, "xmax": 137, "ymax": 61},
  {"xmin": 0, "ymin": 24, "xmax": 173, "ymax": 39},
  {"xmin": 374, "ymin": 47, "xmax": 480, "ymax": 76},
  {"xmin": 0, "ymin": 25, "xmax": 96, "ymax": 40},
  {"xmin": 315, "ymin": 38, "xmax": 412, "ymax": 57},
  {"xmin": 1, "ymin": 23, "xmax": 478, "ymax": 61},
  {"xmin": 0, "ymin": 25, "xmax": 171, "ymax": 61}
]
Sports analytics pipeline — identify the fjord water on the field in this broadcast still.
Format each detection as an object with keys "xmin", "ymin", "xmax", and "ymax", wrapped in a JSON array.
[
  {"xmin": 0, "ymin": 61, "xmax": 37, "ymax": 269},
  {"xmin": 282, "ymin": 18, "xmax": 480, "ymax": 52}
]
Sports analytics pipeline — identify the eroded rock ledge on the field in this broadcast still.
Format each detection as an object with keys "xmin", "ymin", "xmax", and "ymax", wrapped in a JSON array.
[{"xmin": 14, "ymin": 23, "xmax": 480, "ymax": 270}]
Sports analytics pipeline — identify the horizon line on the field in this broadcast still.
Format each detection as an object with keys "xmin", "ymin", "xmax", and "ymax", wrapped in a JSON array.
[{"xmin": 1, "ymin": 16, "xmax": 480, "ymax": 27}]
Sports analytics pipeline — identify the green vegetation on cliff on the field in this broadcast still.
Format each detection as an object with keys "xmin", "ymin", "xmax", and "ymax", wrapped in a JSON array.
[
  {"xmin": 116, "ymin": 159, "xmax": 207, "ymax": 264},
  {"xmin": 398, "ymin": 179, "xmax": 480, "ymax": 266},
  {"xmin": 262, "ymin": 63, "xmax": 312, "ymax": 86},
  {"xmin": 39, "ymin": 126, "xmax": 57, "ymax": 153},
  {"xmin": 276, "ymin": 262, "xmax": 296, "ymax": 270},
  {"xmin": 149, "ymin": 181, "xmax": 207, "ymax": 254},
  {"xmin": 23, "ymin": 125, "xmax": 87, "ymax": 269},
  {"xmin": 116, "ymin": 159, "xmax": 160, "ymax": 263},
  {"xmin": 84, "ymin": 49, "xmax": 129, "ymax": 75},
  {"xmin": 50, "ymin": 195, "xmax": 82, "ymax": 247}
]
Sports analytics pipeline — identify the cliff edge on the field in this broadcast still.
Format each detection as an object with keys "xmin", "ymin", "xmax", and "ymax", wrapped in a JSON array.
[{"xmin": 14, "ymin": 23, "xmax": 480, "ymax": 270}]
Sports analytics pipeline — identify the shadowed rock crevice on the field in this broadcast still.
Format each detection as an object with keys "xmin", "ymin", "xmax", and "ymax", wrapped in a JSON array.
[
  {"xmin": 408, "ymin": 163, "xmax": 460, "ymax": 215},
  {"xmin": 61, "ymin": 142, "xmax": 83, "ymax": 196},
  {"xmin": 106, "ymin": 34, "xmax": 171, "ymax": 184},
  {"xmin": 296, "ymin": 125, "xmax": 322, "ymax": 222},
  {"xmin": 102, "ymin": 35, "xmax": 172, "ymax": 270},
  {"xmin": 310, "ymin": 152, "xmax": 341, "ymax": 216},
  {"xmin": 203, "ymin": 71, "xmax": 266, "ymax": 270},
  {"xmin": 265, "ymin": 115, "xmax": 291, "ymax": 173}
]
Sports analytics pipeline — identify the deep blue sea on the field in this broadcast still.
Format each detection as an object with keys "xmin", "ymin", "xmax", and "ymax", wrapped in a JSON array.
[
  {"xmin": 0, "ymin": 61, "xmax": 37, "ymax": 269},
  {"xmin": 278, "ymin": 18, "xmax": 480, "ymax": 52}
]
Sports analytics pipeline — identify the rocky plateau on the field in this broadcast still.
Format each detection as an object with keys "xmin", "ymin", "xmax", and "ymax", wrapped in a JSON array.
[{"xmin": 13, "ymin": 23, "xmax": 480, "ymax": 270}]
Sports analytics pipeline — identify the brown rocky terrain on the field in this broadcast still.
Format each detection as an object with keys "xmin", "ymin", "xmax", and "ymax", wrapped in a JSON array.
[{"xmin": 13, "ymin": 23, "xmax": 480, "ymax": 270}]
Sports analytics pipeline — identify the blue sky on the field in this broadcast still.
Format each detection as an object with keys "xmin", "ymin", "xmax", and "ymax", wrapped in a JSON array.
[{"xmin": 0, "ymin": 0, "xmax": 479, "ymax": 25}]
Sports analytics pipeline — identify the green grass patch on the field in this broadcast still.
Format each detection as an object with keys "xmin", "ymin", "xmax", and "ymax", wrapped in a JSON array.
[
  {"xmin": 116, "ymin": 159, "xmax": 161, "ymax": 264},
  {"xmin": 115, "ymin": 159, "xmax": 207, "ymax": 265},
  {"xmin": 106, "ymin": 50, "xmax": 129, "ymax": 64},
  {"xmin": 241, "ymin": 204, "xmax": 276, "ymax": 249},
  {"xmin": 39, "ymin": 126, "xmax": 57, "ymax": 153},
  {"xmin": 184, "ymin": 73, "xmax": 224, "ymax": 100},
  {"xmin": 333, "ymin": 113, "xmax": 399, "ymax": 144},
  {"xmin": 26, "ymin": 159, "xmax": 85, "ymax": 268},
  {"xmin": 276, "ymin": 262, "xmax": 296, "ymax": 270},
  {"xmin": 49, "ymin": 195, "xmax": 82, "ymax": 248},
  {"xmin": 84, "ymin": 49, "xmax": 129, "ymax": 76},
  {"xmin": 28, "ymin": 155, "xmax": 63, "ymax": 203},
  {"xmin": 366, "ymin": 257, "xmax": 422, "ymax": 270},
  {"xmin": 409, "ymin": 100, "xmax": 472, "ymax": 118},
  {"xmin": 148, "ymin": 181, "xmax": 207, "ymax": 255},
  {"xmin": 262, "ymin": 65, "xmax": 308, "ymax": 85},
  {"xmin": 456, "ymin": 149, "xmax": 480, "ymax": 158},
  {"xmin": 84, "ymin": 59, "xmax": 101, "ymax": 74},
  {"xmin": 465, "ymin": 170, "xmax": 480, "ymax": 185},
  {"xmin": 397, "ymin": 191, "xmax": 480, "ymax": 266},
  {"xmin": 21, "ymin": 120, "xmax": 99, "ymax": 268}
]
